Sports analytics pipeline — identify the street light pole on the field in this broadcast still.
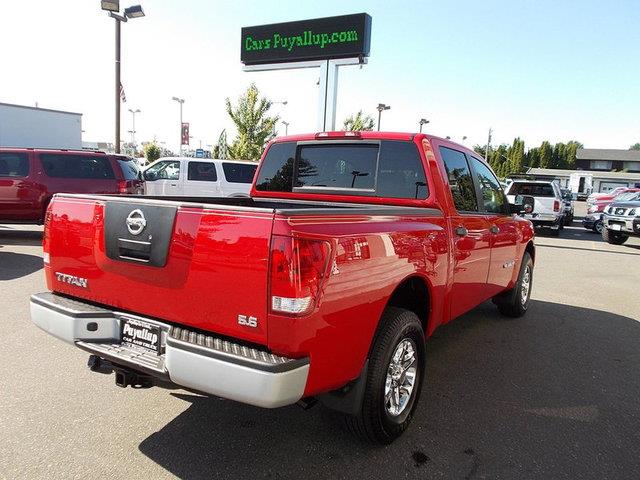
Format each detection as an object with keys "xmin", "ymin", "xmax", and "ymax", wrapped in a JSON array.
[
  {"xmin": 128, "ymin": 108, "xmax": 140, "ymax": 145},
  {"xmin": 115, "ymin": 18, "xmax": 121, "ymax": 153},
  {"xmin": 419, "ymin": 118, "xmax": 429, "ymax": 133},
  {"xmin": 102, "ymin": 2, "xmax": 145, "ymax": 154},
  {"xmin": 377, "ymin": 103, "xmax": 390, "ymax": 131},
  {"xmin": 282, "ymin": 121, "xmax": 290, "ymax": 135}
]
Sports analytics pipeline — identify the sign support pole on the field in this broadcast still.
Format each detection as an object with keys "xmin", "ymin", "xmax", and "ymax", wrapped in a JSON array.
[{"xmin": 243, "ymin": 57, "xmax": 366, "ymax": 132}]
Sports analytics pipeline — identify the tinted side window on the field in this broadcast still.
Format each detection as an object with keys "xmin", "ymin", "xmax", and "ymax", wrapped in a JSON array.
[
  {"xmin": 116, "ymin": 158, "xmax": 140, "ymax": 180},
  {"xmin": 188, "ymin": 162, "xmax": 217, "ymax": 181},
  {"xmin": 145, "ymin": 161, "xmax": 180, "ymax": 180},
  {"xmin": 255, "ymin": 142, "xmax": 296, "ymax": 192},
  {"xmin": 439, "ymin": 147, "xmax": 478, "ymax": 212},
  {"xmin": 222, "ymin": 162, "xmax": 257, "ymax": 184},
  {"xmin": 469, "ymin": 157, "xmax": 507, "ymax": 214},
  {"xmin": 377, "ymin": 141, "xmax": 428, "ymax": 199},
  {"xmin": 41, "ymin": 154, "xmax": 115, "ymax": 179},
  {"xmin": 296, "ymin": 144, "xmax": 377, "ymax": 190},
  {"xmin": 0, "ymin": 153, "xmax": 29, "ymax": 177}
]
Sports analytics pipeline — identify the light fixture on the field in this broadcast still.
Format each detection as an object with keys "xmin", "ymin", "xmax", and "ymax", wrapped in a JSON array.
[
  {"xmin": 101, "ymin": 0, "xmax": 120, "ymax": 12},
  {"xmin": 124, "ymin": 5, "xmax": 145, "ymax": 18}
]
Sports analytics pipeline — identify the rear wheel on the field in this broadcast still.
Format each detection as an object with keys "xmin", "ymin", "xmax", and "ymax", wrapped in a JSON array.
[
  {"xmin": 602, "ymin": 228, "xmax": 629, "ymax": 245},
  {"xmin": 345, "ymin": 307, "xmax": 425, "ymax": 445},
  {"xmin": 494, "ymin": 252, "xmax": 533, "ymax": 318}
]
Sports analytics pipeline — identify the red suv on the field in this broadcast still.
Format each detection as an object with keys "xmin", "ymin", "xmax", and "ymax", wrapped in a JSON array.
[{"xmin": 0, "ymin": 148, "xmax": 144, "ymax": 224}]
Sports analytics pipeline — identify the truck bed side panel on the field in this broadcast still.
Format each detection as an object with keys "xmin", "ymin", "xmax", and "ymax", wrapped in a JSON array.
[{"xmin": 269, "ymin": 213, "xmax": 449, "ymax": 396}]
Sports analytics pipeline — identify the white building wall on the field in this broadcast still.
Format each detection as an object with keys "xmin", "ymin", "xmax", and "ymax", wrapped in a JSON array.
[{"xmin": 0, "ymin": 104, "xmax": 82, "ymax": 150}]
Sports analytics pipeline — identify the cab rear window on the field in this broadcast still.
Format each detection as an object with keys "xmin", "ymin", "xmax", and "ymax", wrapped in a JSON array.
[
  {"xmin": 509, "ymin": 183, "xmax": 555, "ymax": 197},
  {"xmin": 255, "ymin": 140, "xmax": 428, "ymax": 199}
]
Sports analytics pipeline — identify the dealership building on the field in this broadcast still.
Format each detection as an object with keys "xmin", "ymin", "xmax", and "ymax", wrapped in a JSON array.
[{"xmin": 526, "ymin": 148, "xmax": 640, "ymax": 193}]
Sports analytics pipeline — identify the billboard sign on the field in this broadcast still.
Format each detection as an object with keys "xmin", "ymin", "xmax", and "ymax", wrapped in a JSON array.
[{"xmin": 241, "ymin": 13, "xmax": 371, "ymax": 65}]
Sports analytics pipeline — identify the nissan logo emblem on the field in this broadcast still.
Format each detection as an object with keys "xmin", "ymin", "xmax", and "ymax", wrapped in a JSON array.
[{"xmin": 126, "ymin": 209, "xmax": 147, "ymax": 236}]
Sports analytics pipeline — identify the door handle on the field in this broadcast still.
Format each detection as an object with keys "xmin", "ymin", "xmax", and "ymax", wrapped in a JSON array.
[
  {"xmin": 170, "ymin": 183, "xmax": 177, "ymax": 187},
  {"xmin": 455, "ymin": 226, "xmax": 468, "ymax": 237},
  {"xmin": 490, "ymin": 225, "xmax": 500, "ymax": 234}
]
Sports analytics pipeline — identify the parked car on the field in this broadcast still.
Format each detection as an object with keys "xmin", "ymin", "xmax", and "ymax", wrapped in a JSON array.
[
  {"xmin": 31, "ymin": 132, "xmax": 536, "ymax": 444},
  {"xmin": 560, "ymin": 188, "xmax": 574, "ymax": 225},
  {"xmin": 143, "ymin": 158, "xmax": 258, "ymax": 197},
  {"xmin": 583, "ymin": 191, "xmax": 640, "ymax": 233},
  {"xmin": 505, "ymin": 180, "xmax": 565, "ymax": 235},
  {"xmin": 0, "ymin": 148, "xmax": 143, "ymax": 224},
  {"xmin": 601, "ymin": 195, "xmax": 640, "ymax": 245},
  {"xmin": 587, "ymin": 187, "xmax": 640, "ymax": 206}
]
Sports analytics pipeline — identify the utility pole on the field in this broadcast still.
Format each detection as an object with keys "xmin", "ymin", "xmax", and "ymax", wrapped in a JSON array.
[{"xmin": 485, "ymin": 128, "xmax": 493, "ymax": 161}]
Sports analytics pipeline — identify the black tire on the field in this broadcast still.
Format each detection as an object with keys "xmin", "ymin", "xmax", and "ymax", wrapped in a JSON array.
[
  {"xmin": 593, "ymin": 221, "xmax": 604, "ymax": 234},
  {"xmin": 602, "ymin": 228, "xmax": 629, "ymax": 245},
  {"xmin": 345, "ymin": 307, "xmax": 425, "ymax": 445},
  {"xmin": 564, "ymin": 215, "xmax": 573, "ymax": 226},
  {"xmin": 548, "ymin": 226, "xmax": 560, "ymax": 237},
  {"xmin": 494, "ymin": 252, "xmax": 533, "ymax": 318}
]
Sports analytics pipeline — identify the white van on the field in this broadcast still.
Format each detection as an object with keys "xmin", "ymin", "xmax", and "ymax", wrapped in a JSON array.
[{"xmin": 143, "ymin": 158, "xmax": 258, "ymax": 197}]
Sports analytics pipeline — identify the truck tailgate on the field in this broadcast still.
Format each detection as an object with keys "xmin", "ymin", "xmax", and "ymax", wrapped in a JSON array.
[{"xmin": 44, "ymin": 195, "xmax": 274, "ymax": 345}]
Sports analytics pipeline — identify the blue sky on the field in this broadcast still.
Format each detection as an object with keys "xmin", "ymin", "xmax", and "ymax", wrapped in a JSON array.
[{"xmin": 1, "ymin": 0, "xmax": 638, "ymax": 152}]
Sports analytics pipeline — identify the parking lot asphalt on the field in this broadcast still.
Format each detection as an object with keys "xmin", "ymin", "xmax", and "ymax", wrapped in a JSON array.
[{"xmin": 1, "ymin": 203, "xmax": 639, "ymax": 480}]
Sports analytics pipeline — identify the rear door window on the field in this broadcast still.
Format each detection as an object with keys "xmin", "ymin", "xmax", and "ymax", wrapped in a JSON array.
[
  {"xmin": 40, "ymin": 154, "xmax": 115, "ymax": 179},
  {"xmin": 0, "ymin": 153, "xmax": 29, "ymax": 177},
  {"xmin": 222, "ymin": 162, "xmax": 257, "ymax": 184},
  {"xmin": 439, "ymin": 146, "xmax": 478, "ymax": 212},
  {"xmin": 188, "ymin": 162, "xmax": 218, "ymax": 181}
]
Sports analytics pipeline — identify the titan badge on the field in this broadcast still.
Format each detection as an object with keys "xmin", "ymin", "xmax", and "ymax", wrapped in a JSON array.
[{"xmin": 55, "ymin": 272, "xmax": 89, "ymax": 289}]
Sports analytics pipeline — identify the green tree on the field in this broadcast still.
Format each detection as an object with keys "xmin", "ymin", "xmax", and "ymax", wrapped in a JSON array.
[
  {"xmin": 225, "ymin": 83, "xmax": 278, "ymax": 160},
  {"xmin": 539, "ymin": 141, "xmax": 553, "ymax": 169},
  {"xmin": 630, "ymin": 143, "xmax": 640, "ymax": 150},
  {"xmin": 473, "ymin": 145, "xmax": 488, "ymax": 158},
  {"xmin": 342, "ymin": 110, "xmax": 375, "ymax": 131},
  {"xmin": 507, "ymin": 137, "xmax": 525, "ymax": 174},
  {"xmin": 551, "ymin": 142, "xmax": 566, "ymax": 169},
  {"xmin": 143, "ymin": 143, "xmax": 161, "ymax": 165},
  {"xmin": 565, "ymin": 141, "xmax": 582, "ymax": 169},
  {"xmin": 526, "ymin": 147, "xmax": 540, "ymax": 168}
]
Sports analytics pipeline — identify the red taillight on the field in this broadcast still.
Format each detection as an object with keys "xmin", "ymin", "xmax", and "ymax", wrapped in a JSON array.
[
  {"xmin": 553, "ymin": 200, "xmax": 560, "ymax": 212},
  {"xmin": 269, "ymin": 235, "xmax": 331, "ymax": 316},
  {"xmin": 117, "ymin": 180, "xmax": 128, "ymax": 194}
]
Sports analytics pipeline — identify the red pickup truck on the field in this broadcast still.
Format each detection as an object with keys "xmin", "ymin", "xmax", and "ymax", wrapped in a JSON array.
[{"xmin": 31, "ymin": 131, "xmax": 535, "ymax": 444}]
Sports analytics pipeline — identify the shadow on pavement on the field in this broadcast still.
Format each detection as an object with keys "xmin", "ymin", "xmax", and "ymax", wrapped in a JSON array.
[
  {"xmin": 0, "ymin": 251, "xmax": 43, "ymax": 280},
  {"xmin": 0, "ymin": 229, "xmax": 43, "ymax": 247},
  {"xmin": 139, "ymin": 301, "xmax": 640, "ymax": 480}
]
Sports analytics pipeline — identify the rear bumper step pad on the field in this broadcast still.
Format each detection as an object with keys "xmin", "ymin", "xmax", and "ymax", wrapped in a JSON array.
[{"xmin": 31, "ymin": 292, "xmax": 309, "ymax": 408}]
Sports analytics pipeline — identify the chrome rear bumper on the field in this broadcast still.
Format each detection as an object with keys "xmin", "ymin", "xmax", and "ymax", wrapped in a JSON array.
[{"xmin": 30, "ymin": 292, "xmax": 309, "ymax": 408}]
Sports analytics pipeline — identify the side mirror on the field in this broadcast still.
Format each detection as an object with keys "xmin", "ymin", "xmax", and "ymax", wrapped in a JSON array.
[
  {"xmin": 509, "ymin": 195, "xmax": 535, "ymax": 215},
  {"xmin": 144, "ymin": 171, "xmax": 156, "ymax": 181}
]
